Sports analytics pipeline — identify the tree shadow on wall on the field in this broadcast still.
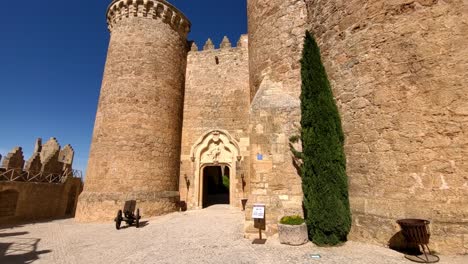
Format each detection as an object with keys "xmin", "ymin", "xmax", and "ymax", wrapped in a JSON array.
[{"xmin": 0, "ymin": 232, "xmax": 52, "ymax": 264}]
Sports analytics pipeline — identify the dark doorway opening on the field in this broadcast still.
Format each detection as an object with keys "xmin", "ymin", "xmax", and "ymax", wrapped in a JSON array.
[
  {"xmin": 203, "ymin": 166, "xmax": 230, "ymax": 208},
  {"xmin": 65, "ymin": 186, "xmax": 77, "ymax": 216}
]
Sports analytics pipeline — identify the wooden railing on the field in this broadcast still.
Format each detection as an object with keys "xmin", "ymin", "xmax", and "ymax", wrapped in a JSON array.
[{"xmin": 0, "ymin": 168, "xmax": 83, "ymax": 184}]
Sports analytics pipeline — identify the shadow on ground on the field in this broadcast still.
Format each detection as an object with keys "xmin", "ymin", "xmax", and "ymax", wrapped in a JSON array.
[
  {"xmin": 0, "ymin": 231, "xmax": 52, "ymax": 264},
  {"xmin": 118, "ymin": 220, "xmax": 149, "ymax": 230},
  {"xmin": 388, "ymin": 231, "xmax": 422, "ymax": 255}
]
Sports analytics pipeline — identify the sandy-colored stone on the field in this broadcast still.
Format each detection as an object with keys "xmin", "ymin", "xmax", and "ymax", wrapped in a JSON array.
[
  {"xmin": 74, "ymin": 0, "xmax": 467, "ymax": 255},
  {"xmin": 180, "ymin": 36, "xmax": 250, "ymax": 210},
  {"xmin": 3, "ymin": 206, "xmax": 467, "ymax": 263},
  {"xmin": 1, "ymin": 147, "xmax": 24, "ymax": 171},
  {"xmin": 0, "ymin": 178, "xmax": 82, "ymax": 224},
  {"xmin": 77, "ymin": 0, "xmax": 191, "ymax": 222},
  {"xmin": 305, "ymin": 0, "xmax": 468, "ymax": 254},
  {"xmin": 278, "ymin": 223, "xmax": 308, "ymax": 246}
]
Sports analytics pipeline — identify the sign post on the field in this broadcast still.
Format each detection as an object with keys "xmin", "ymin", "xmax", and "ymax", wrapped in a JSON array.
[{"xmin": 252, "ymin": 204, "xmax": 266, "ymax": 244}]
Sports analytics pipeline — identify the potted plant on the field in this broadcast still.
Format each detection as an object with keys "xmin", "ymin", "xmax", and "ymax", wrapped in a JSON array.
[{"xmin": 278, "ymin": 215, "xmax": 308, "ymax": 246}]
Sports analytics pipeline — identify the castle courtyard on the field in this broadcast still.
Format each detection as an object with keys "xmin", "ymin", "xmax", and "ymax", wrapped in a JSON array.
[{"xmin": 1, "ymin": 205, "xmax": 466, "ymax": 264}]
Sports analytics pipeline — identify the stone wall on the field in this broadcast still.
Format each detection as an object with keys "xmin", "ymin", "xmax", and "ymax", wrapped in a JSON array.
[
  {"xmin": 0, "ymin": 178, "xmax": 83, "ymax": 224},
  {"xmin": 245, "ymin": 0, "xmax": 307, "ymax": 236},
  {"xmin": 180, "ymin": 36, "xmax": 250, "ymax": 209},
  {"xmin": 1, "ymin": 147, "xmax": 24, "ymax": 171},
  {"xmin": 76, "ymin": 0, "xmax": 191, "ymax": 222},
  {"xmin": 305, "ymin": 0, "xmax": 468, "ymax": 254}
]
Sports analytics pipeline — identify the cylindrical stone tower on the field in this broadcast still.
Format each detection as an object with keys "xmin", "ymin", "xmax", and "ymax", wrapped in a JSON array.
[
  {"xmin": 245, "ymin": 0, "xmax": 307, "ymax": 236},
  {"xmin": 76, "ymin": 0, "xmax": 191, "ymax": 221}
]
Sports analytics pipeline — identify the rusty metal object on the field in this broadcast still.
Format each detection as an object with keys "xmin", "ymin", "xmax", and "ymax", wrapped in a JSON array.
[
  {"xmin": 114, "ymin": 200, "xmax": 141, "ymax": 230},
  {"xmin": 397, "ymin": 219, "xmax": 439, "ymax": 263}
]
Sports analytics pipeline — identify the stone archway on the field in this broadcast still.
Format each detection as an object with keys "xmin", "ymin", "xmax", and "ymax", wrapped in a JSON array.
[{"xmin": 190, "ymin": 130, "xmax": 241, "ymax": 209}]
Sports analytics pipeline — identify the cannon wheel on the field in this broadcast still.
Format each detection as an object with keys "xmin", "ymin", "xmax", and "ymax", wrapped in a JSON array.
[
  {"xmin": 115, "ymin": 210, "xmax": 122, "ymax": 230},
  {"xmin": 136, "ymin": 209, "xmax": 140, "ymax": 228}
]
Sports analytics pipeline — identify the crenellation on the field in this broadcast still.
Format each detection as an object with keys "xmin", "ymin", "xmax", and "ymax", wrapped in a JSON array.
[
  {"xmin": 77, "ymin": 0, "xmax": 191, "ymax": 222},
  {"xmin": 1, "ymin": 138, "xmax": 76, "ymax": 178},
  {"xmin": 190, "ymin": 42, "xmax": 198, "ymax": 52},
  {"xmin": 106, "ymin": 0, "xmax": 191, "ymax": 38},
  {"xmin": 74, "ymin": 0, "xmax": 467, "ymax": 254},
  {"xmin": 1, "ymin": 147, "xmax": 25, "ymax": 171},
  {"xmin": 203, "ymin": 38, "xmax": 215, "ymax": 50},
  {"xmin": 0, "ymin": 137, "xmax": 82, "ymax": 223},
  {"xmin": 220, "ymin": 36, "xmax": 232, "ymax": 49},
  {"xmin": 190, "ymin": 35, "xmax": 248, "ymax": 53},
  {"xmin": 24, "ymin": 153, "xmax": 42, "ymax": 175}
]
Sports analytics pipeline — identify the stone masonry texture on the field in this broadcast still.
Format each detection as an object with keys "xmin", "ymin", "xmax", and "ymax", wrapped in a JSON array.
[
  {"xmin": 180, "ymin": 36, "xmax": 250, "ymax": 210},
  {"xmin": 75, "ymin": 0, "xmax": 467, "ymax": 254},
  {"xmin": 76, "ymin": 0, "xmax": 191, "ymax": 222},
  {"xmin": 305, "ymin": 0, "xmax": 468, "ymax": 254},
  {"xmin": 245, "ymin": 0, "xmax": 307, "ymax": 237},
  {"xmin": 1, "ymin": 138, "xmax": 82, "ymax": 223}
]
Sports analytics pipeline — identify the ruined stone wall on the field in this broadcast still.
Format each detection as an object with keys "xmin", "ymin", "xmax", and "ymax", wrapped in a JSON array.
[
  {"xmin": 0, "ymin": 178, "xmax": 83, "ymax": 224},
  {"xmin": 305, "ymin": 0, "xmax": 468, "ymax": 254},
  {"xmin": 246, "ymin": 0, "xmax": 307, "ymax": 236},
  {"xmin": 76, "ymin": 0, "xmax": 191, "ymax": 222},
  {"xmin": 180, "ymin": 36, "xmax": 250, "ymax": 209}
]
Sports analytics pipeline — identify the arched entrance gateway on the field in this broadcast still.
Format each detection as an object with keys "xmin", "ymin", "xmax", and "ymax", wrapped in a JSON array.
[{"xmin": 189, "ymin": 130, "xmax": 242, "ymax": 209}]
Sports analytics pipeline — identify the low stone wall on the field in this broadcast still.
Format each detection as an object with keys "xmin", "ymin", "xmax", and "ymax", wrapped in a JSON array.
[{"xmin": 0, "ymin": 177, "xmax": 82, "ymax": 225}]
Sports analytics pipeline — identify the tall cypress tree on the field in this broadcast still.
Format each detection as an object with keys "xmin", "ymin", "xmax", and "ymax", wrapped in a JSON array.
[{"xmin": 300, "ymin": 31, "xmax": 351, "ymax": 245}]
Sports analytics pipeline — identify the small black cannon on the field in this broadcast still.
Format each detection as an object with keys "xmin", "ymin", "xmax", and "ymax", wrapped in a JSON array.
[{"xmin": 114, "ymin": 200, "xmax": 141, "ymax": 230}]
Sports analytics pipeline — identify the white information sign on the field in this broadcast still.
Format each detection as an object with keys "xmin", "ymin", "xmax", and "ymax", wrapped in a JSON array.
[{"xmin": 252, "ymin": 204, "xmax": 265, "ymax": 219}]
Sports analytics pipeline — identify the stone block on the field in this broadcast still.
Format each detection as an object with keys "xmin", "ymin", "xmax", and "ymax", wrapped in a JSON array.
[
  {"xmin": 24, "ymin": 153, "xmax": 42, "ymax": 175},
  {"xmin": 278, "ymin": 223, "xmax": 308, "ymax": 246},
  {"xmin": 40, "ymin": 137, "xmax": 60, "ymax": 164},
  {"xmin": 2, "ymin": 147, "xmax": 24, "ymax": 171}
]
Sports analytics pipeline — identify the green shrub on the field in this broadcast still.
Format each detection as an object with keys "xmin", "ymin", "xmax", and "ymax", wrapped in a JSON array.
[
  {"xmin": 222, "ymin": 175, "xmax": 230, "ymax": 189},
  {"xmin": 280, "ymin": 215, "xmax": 305, "ymax": 225},
  {"xmin": 299, "ymin": 31, "xmax": 351, "ymax": 245}
]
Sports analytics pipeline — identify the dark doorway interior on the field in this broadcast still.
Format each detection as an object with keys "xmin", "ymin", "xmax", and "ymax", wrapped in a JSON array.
[
  {"xmin": 65, "ymin": 186, "xmax": 77, "ymax": 216},
  {"xmin": 203, "ymin": 166, "xmax": 230, "ymax": 208}
]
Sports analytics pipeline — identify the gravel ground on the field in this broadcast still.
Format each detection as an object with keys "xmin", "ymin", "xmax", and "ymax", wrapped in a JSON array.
[{"xmin": 0, "ymin": 205, "xmax": 466, "ymax": 264}]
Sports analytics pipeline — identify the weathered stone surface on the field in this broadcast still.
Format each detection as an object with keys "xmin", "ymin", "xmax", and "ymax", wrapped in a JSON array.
[
  {"xmin": 76, "ymin": 0, "xmax": 191, "ymax": 221},
  {"xmin": 40, "ymin": 137, "xmax": 60, "ymax": 164},
  {"xmin": 24, "ymin": 153, "xmax": 42, "ymax": 175},
  {"xmin": 203, "ymin": 38, "xmax": 215, "ymax": 50},
  {"xmin": 278, "ymin": 223, "xmax": 308, "ymax": 246},
  {"xmin": 41, "ymin": 150, "xmax": 63, "ymax": 175},
  {"xmin": 190, "ymin": 42, "xmax": 198, "ymax": 51},
  {"xmin": 33, "ymin": 138, "xmax": 42, "ymax": 153},
  {"xmin": 1, "ymin": 147, "xmax": 25, "ymax": 171},
  {"xmin": 76, "ymin": 0, "xmax": 466, "ymax": 255},
  {"xmin": 219, "ymin": 36, "xmax": 232, "ymax": 49},
  {"xmin": 59, "ymin": 144, "xmax": 74, "ymax": 165},
  {"xmin": 59, "ymin": 144, "xmax": 74, "ymax": 172},
  {"xmin": 305, "ymin": 0, "xmax": 468, "ymax": 254},
  {"xmin": 0, "ymin": 177, "xmax": 83, "ymax": 224},
  {"xmin": 180, "ymin": 37, "xmax": 250, "ymax": 209},
  {"xmin": 246, "ymin": 0, "xmax": 307, "ymax": 238}
]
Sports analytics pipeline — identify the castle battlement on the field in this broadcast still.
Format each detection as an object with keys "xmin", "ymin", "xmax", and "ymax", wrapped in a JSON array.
[
  {"xmin": 106, "ymin": 0, "xmax": 191, "ymax": 38},
  {"xmin": 190, "ymin": 35, "xmax": 248, "ymax": 52}
]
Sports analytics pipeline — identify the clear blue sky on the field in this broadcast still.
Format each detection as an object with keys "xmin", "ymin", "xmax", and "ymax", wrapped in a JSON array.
[{"xmin": 0, "ymin": 0, "xmax": 247, "ymax": 174}]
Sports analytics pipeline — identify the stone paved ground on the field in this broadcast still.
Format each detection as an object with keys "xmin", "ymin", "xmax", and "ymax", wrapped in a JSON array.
[{"xmin": 0, "ymin": 205, "xmax": 466, "ymax": 264}]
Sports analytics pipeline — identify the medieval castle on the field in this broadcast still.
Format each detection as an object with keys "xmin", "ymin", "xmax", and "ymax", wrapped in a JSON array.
[{"xmin": 75, "ymin": 0, "xmax": 467, "ymax": 254}]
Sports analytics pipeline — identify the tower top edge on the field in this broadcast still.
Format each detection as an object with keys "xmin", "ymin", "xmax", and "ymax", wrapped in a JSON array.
[{"xmin": 106, "ymin": 0, "xmax": 191, "ymax": 38}]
